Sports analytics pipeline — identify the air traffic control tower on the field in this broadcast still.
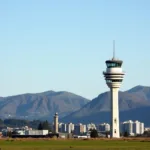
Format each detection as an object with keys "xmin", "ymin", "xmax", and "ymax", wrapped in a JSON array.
[{"xmin": 103, "ymin": 41, "xmax": 125, "ymax": 138}]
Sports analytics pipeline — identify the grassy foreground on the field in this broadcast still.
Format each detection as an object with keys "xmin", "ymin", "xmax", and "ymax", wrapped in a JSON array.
[{"xmin": 0, "ymin": 138, "xmax": 150, "ymax": 150}]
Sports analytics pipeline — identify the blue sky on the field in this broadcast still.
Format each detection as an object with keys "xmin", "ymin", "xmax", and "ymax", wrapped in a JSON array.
[{"xmin": 0, "ymin": 0, "xmax": 150, "ymax": 99}]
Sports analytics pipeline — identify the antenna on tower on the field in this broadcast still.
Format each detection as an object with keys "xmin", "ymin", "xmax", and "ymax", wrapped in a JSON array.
[{"xmin": 113, "ymin": 40, "xmax": 115, "ymax": 60}]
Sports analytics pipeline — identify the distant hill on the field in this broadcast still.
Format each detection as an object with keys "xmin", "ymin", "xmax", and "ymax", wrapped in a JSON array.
[
  {"xmin": 61, "ymin": 85, "xmax": 150, "ymax": 126},
  {"xmin": 0, "ymin": 91, "xmax": 90, "ymax": 121},
  {"xmin": 0, "ymin": 97, "xmax": 4, "ymax": 101},
  {"xmin": 1, "ymin": 85, "xmax": 150, "ymax": 126},
  {"xmin": 127, "ymin": 85, "xmax": 150, "ymax": 101}
]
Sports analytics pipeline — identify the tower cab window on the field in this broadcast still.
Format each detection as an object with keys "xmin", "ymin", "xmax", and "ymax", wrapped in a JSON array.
[{"xmin": 106, "ymin": 62, "xmax": 121, "ymax": 68}]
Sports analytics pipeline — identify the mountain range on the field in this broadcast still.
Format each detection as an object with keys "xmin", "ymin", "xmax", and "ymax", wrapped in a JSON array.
[
  {"xmin": 0, "ymin": 91, "xmax": 89, "ymax": 120},
  {"xmin": 0, "ymin": 85, "xmax": 150, "ymax": 126},
  {"xmin": 61, "ymin": 85, "xmax": 150, "ymax": 126}
]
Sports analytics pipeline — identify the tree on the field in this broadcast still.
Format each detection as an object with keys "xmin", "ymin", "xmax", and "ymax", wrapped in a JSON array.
[
  {"xmin": 0, "ymin": 118, "xmax": 3, "ymax": 124},
  {"xmin": 105, "ymin": 131, "xmax": 110, "ymax": 138},
  {"xmin": 0, "ymin": 118, "xmax": 4, "ymax": 127},
  {"xmin": 4, "ymin": 119, "xmax": 29, "ymax": 127},
  {"xmin": 30, "ymin": 120, "xmax": 41, "ymax": 129},
  {"xmin": 90, "ymin": 129, "xmax": 98, "ymax": 138},
  {"xmin": 7, "ymin": 131, "xmax": 12, "ymax": 137},
  {"xmin": 43, "ymin": 120, "xmax": 51, "ymax": 131},
  {"xmin": 37, "ymin": 121, "xmax": 52, "ymax": 132},
  {"xmin": 38, "ymin": 122, "xmax": 43, "ymax": 130},
  {"xmin": 120, "ymin": 132, "xmax": 123, "ymax": 137},
  {"xmin": 42, "ymin": 120, "xmax": 49, "ymax": 129},
  {"xmin": 124, "ymin": 131, "xmax": 129, "ymax": 137}
]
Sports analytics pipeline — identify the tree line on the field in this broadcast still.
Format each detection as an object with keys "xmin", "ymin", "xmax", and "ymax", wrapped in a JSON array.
[{"xmin": 0, "ymin": 118, "xmax": 52, "ymax": 131}]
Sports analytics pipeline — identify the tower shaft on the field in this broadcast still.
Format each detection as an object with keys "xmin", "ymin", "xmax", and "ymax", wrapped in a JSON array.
[{"xmin": 111, "ymin": 87, "xmax": 120, "ymax": 138}]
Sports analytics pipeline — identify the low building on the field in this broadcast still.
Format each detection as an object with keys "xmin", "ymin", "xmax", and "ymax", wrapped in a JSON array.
[
  {"xmin": 73, "ymin": 135, "xmax": 89, "ymax": 138},
  {"xmin": 14, "ymin": 130, "xmax": 25, "ymax": 135},
  {"xmin": 25, "ymin": 130, "xmax": 48, "ymax": 135},
  {"xmin": 145, "ymin": 127, "xmax": 150, "ymax": 131}
]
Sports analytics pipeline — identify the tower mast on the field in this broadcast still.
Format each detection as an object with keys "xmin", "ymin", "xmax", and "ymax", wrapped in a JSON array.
[{"xmin": 113, "ymin": 40, "xmax": 115, "ymax": 59}]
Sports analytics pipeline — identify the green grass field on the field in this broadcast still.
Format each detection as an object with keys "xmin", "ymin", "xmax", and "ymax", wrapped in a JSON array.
[{"xmin": 0, "ymin": 138, "xmax": 150, "ymax": 150}]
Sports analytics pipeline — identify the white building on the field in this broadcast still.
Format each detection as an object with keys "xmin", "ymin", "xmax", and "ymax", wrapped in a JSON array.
[
  {"xmin": 133, "ymin": 120, "xmax": 140, "ymax": 134},
  {"xmin": 123, "ymin": 120, "xmax": 133, "ymax": 135},
  {"xmin": 58, "ymin": 123, "xmax": 62, "ymax": 132},
  {"xmin": 62, "ymin": 123, "xmax": 67, "ymax": 133},
  {"xmin": 98, "ymin": 123, "xmax": 110, "ymax": 132},
  {"xmin": 66, "ymin": 123, "xmax": 74, "ymax": 133},
  {"xmin": 59, "ymin": 123, "xmax": 67, "ymax": 133},
  {"xmin": 140, "ymin": 122, "xmax": 144, "ymax": 134},
  {"xmin": 87, "ymin": 123, "xmax": 96, "ymax": 131},
  {"xmin": 121, "ymin": 120, "xmax": 144, "ymax": 135},
  {"xmin": 83, "ymin": 125, "xmax": 87, "ymax": 133},
  {"xmin": 74, "ymin": 123, "xmax": 86, "ymax": 135}
]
